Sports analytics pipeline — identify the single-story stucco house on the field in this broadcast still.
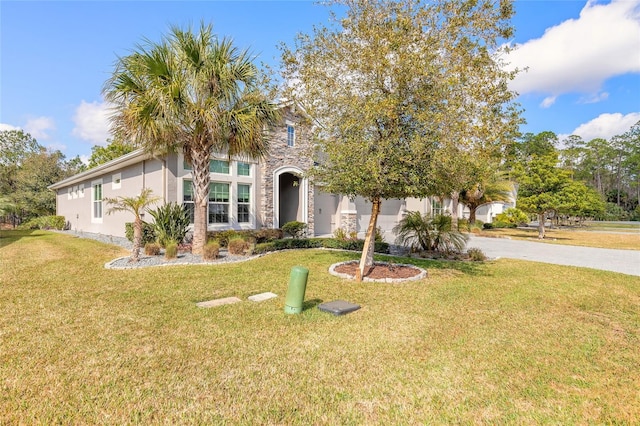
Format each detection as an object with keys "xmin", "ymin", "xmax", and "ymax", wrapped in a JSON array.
[{"xmin": 49, "ymin": 106, "xmax": 510, "ymax": 240}]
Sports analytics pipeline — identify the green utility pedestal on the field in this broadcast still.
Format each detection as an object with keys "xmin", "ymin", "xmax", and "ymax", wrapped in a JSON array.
[{"xmin": 284, "ymin": 266, "xmax": 309, "ymax": 314}]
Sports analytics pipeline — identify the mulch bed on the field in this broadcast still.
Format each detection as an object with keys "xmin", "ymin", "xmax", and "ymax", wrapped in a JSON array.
[{"xmin": 334, "ymin": 261, "xmax": 422, "ymax": 280}]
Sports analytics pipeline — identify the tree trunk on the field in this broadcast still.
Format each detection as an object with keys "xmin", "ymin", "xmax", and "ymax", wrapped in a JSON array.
[
  {"xmin": 450, "ymin": 191, "xmax": 460, "ymax": 230},
  {"xmin": 191, "ymin": 148, "xmax": 212, "ymax": 255},
  {"xmin": 469, "ymin": 206, "xmax": 477, "ymax": 224},
  {"xmin": 356, "ymin": 197, "xmax": 380, "ymax": 282},
  {"xmin": 131, "ymin": 216, "xmax": 142, "ymax": 262},
  {"xmin": 537, "ymin": 212, "xmax": 546, "ymax": 239}
]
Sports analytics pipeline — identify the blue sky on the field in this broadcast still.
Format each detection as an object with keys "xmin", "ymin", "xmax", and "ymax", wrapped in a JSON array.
[{"xmin": 1, "ymin": 0, "xmax": 639, "ymax": 162}]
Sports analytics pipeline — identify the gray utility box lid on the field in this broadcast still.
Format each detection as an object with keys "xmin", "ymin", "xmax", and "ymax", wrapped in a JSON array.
[{"xmin": 318, "ymin": 300, "xmax": 361, "ymax": 316}]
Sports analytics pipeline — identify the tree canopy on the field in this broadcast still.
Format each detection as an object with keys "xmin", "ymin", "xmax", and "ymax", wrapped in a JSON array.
[
  {"xmin": 88, "ymin": 137, "xmax": 136, "ymax": 169},
  {"xmin": 281, "ymin": 0, "xmax": 521, "ymax": 278},
  {"xmin": 0, "ymin": 130, "xmax": 85, "ymax": 226},
  {"xmin": 513, "ymin": 131, "xmax": 606, "ymax": 238},
  {"xmin": 559, "ymin": 121, "xmax": 640, "ymax": 220}
]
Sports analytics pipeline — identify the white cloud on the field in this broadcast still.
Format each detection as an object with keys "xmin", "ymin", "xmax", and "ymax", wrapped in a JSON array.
[
  {"xmin": 578, "ymin": 92, "xmax": 609, "ymax": 104},
  {"xmin": 540, "ymin": 96, "xmax": 557, "ymax": 108},
  {"xmin": 560, "ymin": 112, "xmax": 640, "ymax": 141},
  {"xmin": 72, "ymin": 100, "xmax": 112, "ymax": 145},
  {"xmin": 507, "ymin": 0, "xmax": 640, "ymax": 97},
  {"xmin": 24, "ymin": 117, "xmax": 56, "ymax": 140},
  {"xmin": 0, "ymin": 123, "xmax": 21, "ymax": 132}
]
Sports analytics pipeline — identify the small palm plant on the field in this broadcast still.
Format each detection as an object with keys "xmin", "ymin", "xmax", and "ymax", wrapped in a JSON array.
[
  {"xmin": 106, "ymin": 188, "xmax": 160, "ymax": 262},
  {"xmin": 393, "ymin": 211, "xmax": 433, "ymax": 252},
  {"xmin": 393, "ymin": 211, "xmax": 468, "ymax": 254},
  {"xmin": 430, "ymin": 214, "xmax": 468, "ymax": 254}
]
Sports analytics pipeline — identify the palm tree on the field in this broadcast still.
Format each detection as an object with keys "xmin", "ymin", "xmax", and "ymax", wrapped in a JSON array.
[
  {"xmin": 103, "ymin": 23, "xmax": 280, "ymax": 254},
  {"xmin": 460, "ymin": 178, "xmax": 514, "ymax": 224},
  {"xmin": 105, "ymin": 188, "xmax": 160, "ymax": 262}
]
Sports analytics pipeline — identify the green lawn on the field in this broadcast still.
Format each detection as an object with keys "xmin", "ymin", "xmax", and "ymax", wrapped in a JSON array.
[{"xmin": 1, "ymin": 230, "xmax": 639, "ymax": 424}]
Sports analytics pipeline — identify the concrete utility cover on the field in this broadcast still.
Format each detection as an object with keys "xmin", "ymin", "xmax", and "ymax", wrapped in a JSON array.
[
  {"xmin": 248, "ymin": 292, "xmax": 278, "ymax": 302},
  {"xmin": 318, "ymin": 300, "xmax": 361, "ymax": 316},
  {"xmin": 196, "ymin": 297, "xmax": 242, "ymax": 308}
]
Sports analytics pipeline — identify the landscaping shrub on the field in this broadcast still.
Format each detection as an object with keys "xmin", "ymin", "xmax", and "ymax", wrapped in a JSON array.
[
  {"xmin": 203, "ymin": 241, "xmax": 220, "ymax": 260},
  {"xmin": 458, "ymin": 218, "xmax": 470, "ymax": 231},
  {"xmin": 467, "ymin": 247, "xmax": 487, "ymax": 261},
  {"xmin": 483, "ymin": 222, "xmax": 494, "ymax": 230},
  {"xmin": 207, "ymin": 230, "xmax": 239, "ymax": 247},
  {"xmin": 228, "ymin": 237, "xmax": 249, "ymax": 255},
  {"xmin": 253, "ymin": 228, "xmax": 283, "ymax": 243},
  {"xmin": 253, "ymin": 238, "xmax": 389, "ymax": 255},
  {"xmin": 495, "ymin": 208, "xmax": 529, "ymax": 227},
  {"xmin": 253, "ymin": 242, "xmax": 274, "ymax": 254},
  {"xmin": 394, "ymin": 211, "xmax": 467, "ymax": 254},
  {"xmin": 282, "ymin": 221, "xmax": 307, "ymax": 238},
  {"xmin": 333, "ymin": 228, "xmax": 347, "ymax": 241},
  {"xmin": 18, "ymin": 215, "xmax": 66, "ymax": 230},
  {"xmin": 144, "ymin": 242, "xmax": 161, "ymax": 256},
  {"xmin": 125, "ymin": 222, "xmax": 156, "ymax": 244},
  {"xmin": 207, "ymin": 229, "xmax": 283, "ymax": 246},
  {"xmin": 164, "ymin": 242, "xmax": 178, "ymax": 259},
  {"xmin": 148, "ymin": 202, "xmax": 190, "ymax": 247}
]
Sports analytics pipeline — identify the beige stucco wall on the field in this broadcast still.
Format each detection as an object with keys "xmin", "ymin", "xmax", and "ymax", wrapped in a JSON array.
[{"xmin": 55, "ymin": 157, "xmax": 169, "ymax": 238}]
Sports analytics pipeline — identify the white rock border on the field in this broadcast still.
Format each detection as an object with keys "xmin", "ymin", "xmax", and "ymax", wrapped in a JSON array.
[{"xmin": 329, "ymin": 260, "xmax": 427, "ymax": 283}]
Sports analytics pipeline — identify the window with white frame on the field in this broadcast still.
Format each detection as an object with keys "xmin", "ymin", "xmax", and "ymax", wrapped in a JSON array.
[
  {"xmin": 112, "ymin": 173, "xmax": 122, "ymax": 190},
  {"xmin": 210, "ymin": 159, "xmax": 230, "ymax": 174},
  {"xmin": 237, "ymin": 184, "xmax": 251, "ymax": 223},
  {"xmin": 287, "ymin": 125, "xmax": 295, "ymax": 147},
  {"xmin": 209, "ymin": 182, "xmax": 229, "ymax": 224},
  {"xmin": 92, "ymin": 181, "xmax": 103, "ymax": 221},
  {"xmin": 431, "ymin": 198, "xmax": 443, "ymax": 216},
  {"xmin": 68, "ymin": 185, "xmax": 82, "ymax": 199},
  {"xmin": 237, "ymin": 161, "xmax": 251, "ymax": 177},
  {"xmin": 183, "ymin": 180, "xmax": 195, "ymax": 224}
]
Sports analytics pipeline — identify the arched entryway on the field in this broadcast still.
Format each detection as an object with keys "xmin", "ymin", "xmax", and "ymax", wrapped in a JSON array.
[{"xmin": 273, "ymin": 166, "xmax": 308, "ymax": 228}]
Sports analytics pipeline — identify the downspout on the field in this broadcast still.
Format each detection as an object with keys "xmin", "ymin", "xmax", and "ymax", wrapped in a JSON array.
[{"xmin": 161, "ymin": 158, "xmax": 167, "ymax": 203}]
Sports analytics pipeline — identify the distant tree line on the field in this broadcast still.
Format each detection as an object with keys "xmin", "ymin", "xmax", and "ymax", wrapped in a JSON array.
[
  {"xmin": 559, "ymin": 121, "xmax": 640, "ymax": 221},
  {"xmin": 0, "ymin": 130, "xmax": 86, "ymax": 227}
]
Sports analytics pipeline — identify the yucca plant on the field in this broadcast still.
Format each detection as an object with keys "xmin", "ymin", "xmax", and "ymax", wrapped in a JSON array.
[{"xmin": 148, "ymin": 202, "xmax": 190, "ymax": 248}]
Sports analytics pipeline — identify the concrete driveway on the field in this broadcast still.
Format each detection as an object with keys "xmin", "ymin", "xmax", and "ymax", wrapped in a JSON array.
[{"xmin": 467, "ymin": 235, "xmax": 640, "ymax": 277}]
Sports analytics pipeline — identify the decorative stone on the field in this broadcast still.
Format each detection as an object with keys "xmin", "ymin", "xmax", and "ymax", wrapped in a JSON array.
[
  {"xmin": 196, "ymin": 297, "xmax": 242, "ymax": 308},
  {"xmin": 248, "ymin": 292, "xmax": 278, "ymax": 302},
  {"xmin": 318, "ymin": 300, "xmax": 361, "ymax": 316}
]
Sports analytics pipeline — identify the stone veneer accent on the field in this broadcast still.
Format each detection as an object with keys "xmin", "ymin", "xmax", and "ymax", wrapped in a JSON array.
[
  {"xmin": 260, "ymin": 105, "xmax": 315, "ymax": 235},
  {"xmin": 340, "ymin": 212, "xmax": 358, "ymax": 234}
]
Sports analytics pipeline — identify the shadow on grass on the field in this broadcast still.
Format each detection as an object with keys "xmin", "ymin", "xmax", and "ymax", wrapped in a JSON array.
[
  {"xmin": 376, "ymin": 255, "xmax": 488, "ymax": 276},
  {"xmin": 0, "ymin": 229, "xmax": 38, "ymax": 249},
  {"xmin": 305, "ymin": 247, "xmax": 490, "ymax": 277},
  {"xmin": 302, "ymin": 298, "xmax": 323, "ymax": 312}
]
